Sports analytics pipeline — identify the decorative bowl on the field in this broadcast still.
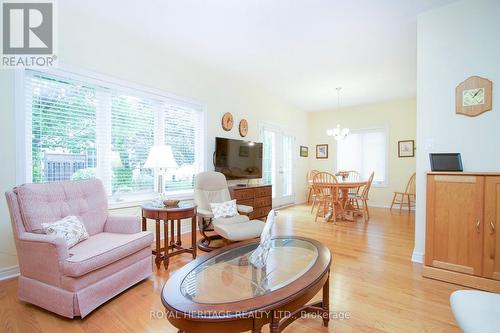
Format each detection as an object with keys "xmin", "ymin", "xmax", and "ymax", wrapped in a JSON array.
[{"xmin": 163, "ymin": 199, "xmax": 180, "ymax": 207}]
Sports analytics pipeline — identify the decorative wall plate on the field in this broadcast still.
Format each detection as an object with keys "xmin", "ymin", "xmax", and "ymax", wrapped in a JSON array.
[
  {"xmin": 222, "ymin": 112, "xmax": 233, "ymax": 131},
  {"xmin": 239, "ymin": 119, "xmax": 248, "ymax": 137}
]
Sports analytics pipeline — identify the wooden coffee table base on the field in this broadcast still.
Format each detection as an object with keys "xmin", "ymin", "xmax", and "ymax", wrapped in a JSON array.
[
  {"xmin": 169, "ymin": 272, "xmax": 330, "ymax": 333},
  {"xmin": 267, "ymin": 274, "xmax": 330, "ymax": 333},
  {"xmin": 162, "ymin": 237, "xmax": 332, "ymax": 333}
]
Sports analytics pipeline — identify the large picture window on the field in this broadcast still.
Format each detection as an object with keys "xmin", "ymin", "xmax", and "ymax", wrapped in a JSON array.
[
  {"xmin": 23, "ymin": 69, "xmax": 205, "ymax": 200},
  {"xmin": 336, "ymin": 128, "xmax": 388, "ymax": 186}
]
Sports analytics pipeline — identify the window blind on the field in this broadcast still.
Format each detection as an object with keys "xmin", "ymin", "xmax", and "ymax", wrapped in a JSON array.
[
  {"xmin": 28, "ymin": 72, "xmax": 98, "ymax": 183},
  {"xmin": 111, "ymin": 94, "xmax": 155, "ymax": 194},
  {"xmin": 24, "ymin": 69, "xmax": 205, "ymax": 199},
  {"xmin": 164, "ymin": 105, "xmax": 200, "ymax": 192},
  {"xmin": 336, "ymin": 129, "xmax": 387, "ymax": 185}
]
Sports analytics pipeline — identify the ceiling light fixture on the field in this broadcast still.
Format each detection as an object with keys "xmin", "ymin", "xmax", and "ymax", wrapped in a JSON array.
[{"xmin": 326, "ymin": 87, "xmax": 349, "ymax": 141}]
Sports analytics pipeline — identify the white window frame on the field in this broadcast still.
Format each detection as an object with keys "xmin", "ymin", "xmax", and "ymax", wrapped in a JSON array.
[
  {"xmin": 335, "ymin": 127, "xmax": 389, "ymax": 187},
  {"xmin": 15, "ymin": 64, "xmax": 208, "ymax": 207}
]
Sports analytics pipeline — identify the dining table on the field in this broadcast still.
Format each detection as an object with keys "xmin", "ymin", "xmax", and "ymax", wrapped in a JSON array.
[{"xmin": 309, "ymin": 178, "xmax": 368, "ymax": 221}]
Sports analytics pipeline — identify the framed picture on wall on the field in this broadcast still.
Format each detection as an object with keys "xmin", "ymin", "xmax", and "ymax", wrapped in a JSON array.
[
  {"xmin": 316, "ymin": 144, "xmax": 328, "ymax": 159},
  {"xmin": 300, "ymin": 146, "xmax": 308, "ymax": 157},
  {"xmin": 398, "ymin": 140, "xmax": 415, "ymax": 157}
]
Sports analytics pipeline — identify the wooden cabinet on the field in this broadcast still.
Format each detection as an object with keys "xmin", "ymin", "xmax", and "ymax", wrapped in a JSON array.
[
  {"xmin": 423, "ymin": 172, "xmax": 500, "ymax": 292},
  {"xmin": 229, "ymin": 184, "xmax": 272, "ymax": 220},
  {"xmin": 425, "ymin": 174, "xmax": 484, "ymax": 275},
  {"xmin": 484, "ymin": 176, "xmax": 500, "ymax": 280}
]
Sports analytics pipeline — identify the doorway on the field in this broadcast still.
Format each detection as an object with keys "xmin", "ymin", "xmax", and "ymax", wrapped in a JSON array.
[{"xmin": 261, "ymin": 125, "xmax": 295, "ymax": 207}]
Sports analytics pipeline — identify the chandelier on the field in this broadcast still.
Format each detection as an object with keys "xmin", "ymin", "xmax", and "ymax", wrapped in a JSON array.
[
  {"xmin": 326, "ymin": 124, "xmax": 349, "ymax": 141},
  {"xmin": 326, "ymin": 87, "xmax": 349, "ymax": 141}
]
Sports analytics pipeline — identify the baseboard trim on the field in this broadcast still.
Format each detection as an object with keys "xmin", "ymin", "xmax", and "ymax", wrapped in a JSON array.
[
  {"xmin": 369, "ymin": 203, "xmax": 391, "ymax": 209},
  {"xmin": 372, "ymin": 203, "xmax": 416, "ymax": 211},
  {"xmin": 411, "ymin": 250, "xmax": 424, "ymax": 264},
  {"xmin": 0, "ymin": 265, "xmax": 20, "ymax": 281},
  {"xmin": 275, "ymin": 203, "xmax": 297, "ymax": 209},
  {"xmin": 422, "ymin": 265, "xmax": 500, "ymax": 293},
  {"xmin": 292, "ymin": 201, "xmax": 415, "ymax": 211}
]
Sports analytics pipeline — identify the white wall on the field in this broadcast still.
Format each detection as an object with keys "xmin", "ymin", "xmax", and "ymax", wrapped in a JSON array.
[
  {"xmin": 0, "ymin": 3, "xmax": 310, "ymax": 270},
  {"xmin": 309, "ymin": 98, "xmax": 416, "ymax": 207},
  {"xmin": 0, "ymin": 71, "xmax": 18, "ymax": 270},
  {"xmin": 414, "ymin": 0, "xmax": 500, "ymax": 261}
]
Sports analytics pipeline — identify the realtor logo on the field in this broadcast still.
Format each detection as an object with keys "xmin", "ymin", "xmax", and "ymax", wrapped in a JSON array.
[{"xmin": 1, "ymin": 0, "xmax": 57, "ymax": 68}]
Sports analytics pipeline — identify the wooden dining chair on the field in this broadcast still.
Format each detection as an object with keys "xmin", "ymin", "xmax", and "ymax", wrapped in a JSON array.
[
  {"xmin": 306, "ymin": 170, "xmax": 320, "ymax": 204},
  {"xmin": 390, "ymin": 172, "xmax": 416, "ymax": 212},
  {"xmin": 345, "ymin": 172, "xmax": 374, "ymax": 222},
  {"xmin": 310, "ymin": 171, "xmax": 324, "ymax": 213},
  {"xmin": 312, "ymin": 172, "xmax": 343, "ymax": 222}
]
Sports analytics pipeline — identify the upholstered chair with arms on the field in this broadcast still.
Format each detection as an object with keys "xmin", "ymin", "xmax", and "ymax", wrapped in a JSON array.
[
  {"xmin": 5, "ymin": 179, "xmax": 153, "ymax": 318},
  {"xmin": 194, "ymin": 171, "xmax": 265, "ymax": 251},
  {"xmin": 450, "ymin": 290, "xmax": 500, "ymax": 333}
]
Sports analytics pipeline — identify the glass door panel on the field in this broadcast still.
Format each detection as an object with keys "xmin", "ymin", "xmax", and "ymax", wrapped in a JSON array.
[{"xmin": 262, "ymin": 126, "xmax": 295, "ymax": 206}]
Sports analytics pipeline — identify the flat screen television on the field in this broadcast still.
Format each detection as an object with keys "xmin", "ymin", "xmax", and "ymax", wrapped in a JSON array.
[
  {"xmin": 429, "ymin": 153, "xmax": 463, "ymax": 172},
  {"xmin": 215, "ymin": 137, "xmax": 263, "ymax": 180}
]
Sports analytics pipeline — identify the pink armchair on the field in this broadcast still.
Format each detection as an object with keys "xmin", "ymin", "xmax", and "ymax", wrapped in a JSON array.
[{"xmin": 5, "ymin": 179, "xmax": 153, "ymax": 318}]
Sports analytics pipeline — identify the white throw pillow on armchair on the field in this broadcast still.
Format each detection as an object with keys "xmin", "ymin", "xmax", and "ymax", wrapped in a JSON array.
[
  {"xmin": 210, "ymin": 199, "xmax": 239, "ymax": 219},
  {"xmin": 41, "ymin": 215, "xmax": 89, "ymax": 248}
]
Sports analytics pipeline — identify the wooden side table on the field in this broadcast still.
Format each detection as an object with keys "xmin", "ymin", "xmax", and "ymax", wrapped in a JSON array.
[{"xmin": 141, "ymin": 202, "xmax": 197, "ymax": 269}]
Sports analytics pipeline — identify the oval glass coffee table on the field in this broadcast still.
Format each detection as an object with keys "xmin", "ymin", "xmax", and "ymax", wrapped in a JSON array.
[{"xmin": 161, "ymin": 236, "xmax": 332, "ymax": 333}]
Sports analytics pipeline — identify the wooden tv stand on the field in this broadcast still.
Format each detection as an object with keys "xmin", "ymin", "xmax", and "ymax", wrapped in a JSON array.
[{"xmin": 229, "ymin": 184, "xmax": 272, "ymax": 220}]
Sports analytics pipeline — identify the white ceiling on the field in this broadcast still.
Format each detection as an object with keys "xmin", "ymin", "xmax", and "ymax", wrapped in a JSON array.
[{"xmin": 69, "ymin": 0, "xmax": 456, "ymax": 111}]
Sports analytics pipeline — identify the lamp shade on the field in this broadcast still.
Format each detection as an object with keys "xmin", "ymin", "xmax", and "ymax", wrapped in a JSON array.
[{"xmin": 144, "ymin": 145, "xmax": 178, "ymax": 169}]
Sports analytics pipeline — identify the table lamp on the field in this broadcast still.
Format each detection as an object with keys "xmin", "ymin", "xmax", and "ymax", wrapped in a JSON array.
[{"xmin": 144, "ymin": 145, "xmax": 178, "ymax": 193}]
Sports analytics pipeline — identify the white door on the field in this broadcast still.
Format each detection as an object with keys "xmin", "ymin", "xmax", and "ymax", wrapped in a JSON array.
[{"xmin": 261, "ymin": 126, "xmax": 295, "ymax": 207}]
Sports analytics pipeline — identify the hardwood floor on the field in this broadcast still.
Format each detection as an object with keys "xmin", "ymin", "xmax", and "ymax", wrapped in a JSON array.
[{"xmin": 0, "ymin": 205, "xmax": 462, "ymax": 332}]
